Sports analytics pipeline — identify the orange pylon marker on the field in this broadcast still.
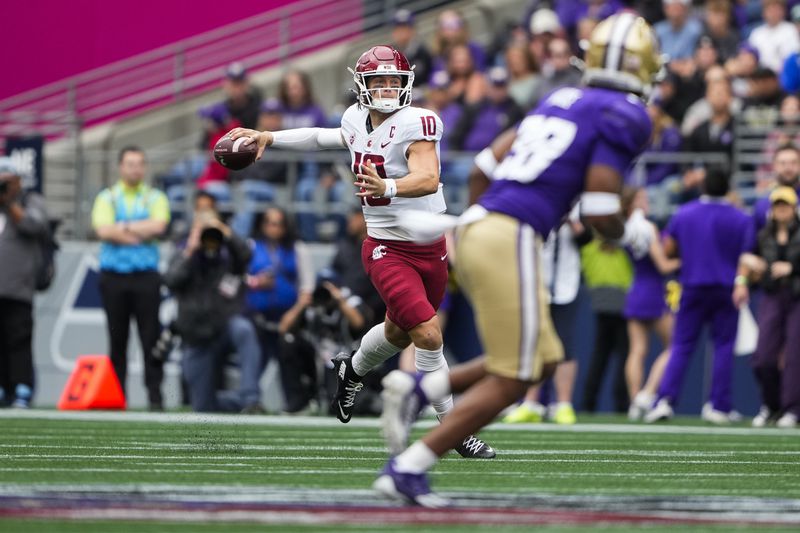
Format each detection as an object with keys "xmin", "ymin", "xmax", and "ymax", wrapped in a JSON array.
[{"xmin": 57, "ymin": 355, "xmax": 126, "ymax": 410}]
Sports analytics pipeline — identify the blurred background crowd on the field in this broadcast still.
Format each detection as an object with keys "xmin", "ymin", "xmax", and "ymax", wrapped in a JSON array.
[{"xmin": 166, "ymin": 0, "xmax": 800, "ymax": 239}]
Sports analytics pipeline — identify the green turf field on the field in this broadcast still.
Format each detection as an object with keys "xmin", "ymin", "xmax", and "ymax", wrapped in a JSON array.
[{"xmin": 1, "ymin": 410, "xmax": 799, "ymax": 532}]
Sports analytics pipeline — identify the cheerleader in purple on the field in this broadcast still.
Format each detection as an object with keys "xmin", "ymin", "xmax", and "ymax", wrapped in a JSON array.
[{"xmin": 622, "ymin": 188, "xmax": 681, "ymax": 420}]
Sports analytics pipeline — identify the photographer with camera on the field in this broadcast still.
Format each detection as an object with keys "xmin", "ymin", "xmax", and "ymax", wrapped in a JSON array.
[
  {"xmin": 163, "ymin": 209, "xmax": 263, "ymax": 413},
  {"xmin": 0, "ymin": 157, "xmax": 49, "ymax": 408},
  {"xmin": 277, "ymin": 270, "xmax": 375, "ymax": 414}
]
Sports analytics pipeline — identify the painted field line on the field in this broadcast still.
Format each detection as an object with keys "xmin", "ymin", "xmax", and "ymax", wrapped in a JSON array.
[
  {"xmin": 3, "ymin": 485, "xmax": 799, "ymax": 506},
  {"xmin": 4, "ymin": 453, "xmax": 799, "ymax": 466},
  {"xmin": 2, "ymin": 506, "xmax": 784, "ymax": 528},
  {"xmin": 2, "ymin": 468, "xmax": 796, "ymax": 480},
  {"xmin": 3, "ymin": 463, "xmax": 798, "ymax": 477},
  {"xmin": 5, "ymin": 444, "xmax": 798, "ymax": 457},
  {"xmin": 1, "ymin": 465, "xmax": 793, "ymax": 479},
  {"xmin": 0, "ymin": 485, "xmax": 795, "ymax": 506},
  {"xmin": 1, "ymin": 487, "xmax": 799, "ymax": 527},
  {"xmin": 3, "ymin": 410, "xmax": 800, "ymax": 437},
  {"xmin": 0, "ymin": 467, "xmax": 380, "ymax": 474}
]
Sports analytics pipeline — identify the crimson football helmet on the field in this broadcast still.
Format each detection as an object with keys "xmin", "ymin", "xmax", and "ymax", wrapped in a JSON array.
[{"xmin": 349, "ymin": 45, "xmax": 415, "ymax": 113}]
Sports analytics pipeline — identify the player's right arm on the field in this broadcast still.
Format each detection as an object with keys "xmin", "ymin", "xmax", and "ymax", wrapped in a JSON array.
[{"xmin": 228, "ymin": 127, "xmax": 346, "ymax": 160}]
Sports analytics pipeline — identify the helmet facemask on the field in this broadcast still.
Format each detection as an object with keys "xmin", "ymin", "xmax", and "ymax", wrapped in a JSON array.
[{"xmin": 350, "ymin": 67, "xmax": 415, "ymax": 113}]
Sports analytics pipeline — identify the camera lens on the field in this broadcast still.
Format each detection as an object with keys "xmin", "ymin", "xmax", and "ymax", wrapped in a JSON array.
[
  {"xmin": 312, "ymin": 284, "xmax": 333, "ymax": 306},
  {"xmin": 200, "ymin": 227, "xmax": 224, "ymax": 242}
]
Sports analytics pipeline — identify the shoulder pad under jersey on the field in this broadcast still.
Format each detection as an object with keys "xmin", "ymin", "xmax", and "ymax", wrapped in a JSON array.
[{"xmin": 595, "ymin": 93, "xmax": 652, "ymax": 155}]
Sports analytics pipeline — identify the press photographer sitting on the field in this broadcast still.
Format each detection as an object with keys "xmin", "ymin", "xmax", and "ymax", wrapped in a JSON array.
[
  {"xmin": 277, "ymin": 270, "xmax": 375, "ymax": 414},
  {"xmin": 163, "ymin": 209, "xmax": 263, "ymax": 412}
]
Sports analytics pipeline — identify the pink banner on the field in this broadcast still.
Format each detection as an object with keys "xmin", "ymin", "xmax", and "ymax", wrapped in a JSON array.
[{"xmin": 0, "ymin": 0, "xmax": 297, "ymax": 100}]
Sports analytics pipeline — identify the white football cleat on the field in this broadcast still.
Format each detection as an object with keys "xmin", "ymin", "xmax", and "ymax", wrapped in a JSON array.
[
  {"xmin": 701, "ymin": 402, "xmax": 731, "ymax": 425},
  {"xmin": 776, "ymin": 412, "xmax": 798, "ymax": 428},
  {"xmin": 752, "ymin": 406, "xmax": 774, "ymax": 428},
  {"xmin": 628, "ymin": 391, "xmax": 655, "ymax": 421},
  {"xmin": 644, "ymin": 399, "xmax": 673, "ymax": 423}
]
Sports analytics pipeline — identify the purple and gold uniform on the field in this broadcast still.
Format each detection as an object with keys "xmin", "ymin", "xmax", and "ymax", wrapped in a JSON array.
[
  {"xmin": 656, "ymin": 198, "xmax": 755, "ymax": 413},
  {"xmin": 456, "ymin": 86, "xmax": 652, "ymax": 382},
  {"xmin": 479, "ymin": 87, "xmax": 651, "ymax": 236}
]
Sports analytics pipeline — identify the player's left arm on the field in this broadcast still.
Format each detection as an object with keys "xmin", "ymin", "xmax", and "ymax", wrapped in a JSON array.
[
  {"xmin": 355, "ymin": 140, "xmax": 440, "ymax": 199},
  {"xmin": 583, "ymin": 97, "xmax": 652, "ymax": 240},
  {"xmin": 582, "ymin": 164, "xmax": 625, "ymax": 239}
]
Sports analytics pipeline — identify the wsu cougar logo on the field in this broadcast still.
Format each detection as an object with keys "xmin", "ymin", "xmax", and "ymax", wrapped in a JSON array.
[{"xmin": 372, "ymin": 244, "xmax": 387, "ymax": 260}]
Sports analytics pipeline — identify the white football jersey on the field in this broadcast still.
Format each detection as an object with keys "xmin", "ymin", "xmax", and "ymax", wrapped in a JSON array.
[{"xmin": 340, "ymin": 103, "xmax": 446, "ymax": 241}]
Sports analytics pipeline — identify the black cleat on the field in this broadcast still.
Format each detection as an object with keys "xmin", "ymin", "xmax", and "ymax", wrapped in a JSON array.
[
  {"xmin": 331, "ymin": 352, "xmax": 363, "ymax": 423},
  {"xmin": 454, "ymin": 435, "xmax": 496, "ymax": 458}
]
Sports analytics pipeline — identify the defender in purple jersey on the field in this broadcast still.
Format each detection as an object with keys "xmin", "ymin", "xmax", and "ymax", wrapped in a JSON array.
[{"xmin": 374, "ymin": 12, "xmax": 663, "ymax": 506}]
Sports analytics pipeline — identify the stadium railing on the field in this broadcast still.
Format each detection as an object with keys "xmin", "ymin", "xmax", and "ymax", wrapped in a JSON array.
[{"xmin": 154, "ymin": 150, "xmax": 738, "ymax": 240}]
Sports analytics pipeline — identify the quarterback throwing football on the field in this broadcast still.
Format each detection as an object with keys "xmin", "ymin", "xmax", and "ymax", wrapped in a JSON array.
[{"xmin": 229, "ymin": 45, "xmax": 494, "ymax": 458}]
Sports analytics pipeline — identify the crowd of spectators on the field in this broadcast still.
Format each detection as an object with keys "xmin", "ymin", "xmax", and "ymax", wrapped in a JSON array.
[{"xmin": 159, "ymin": 0, "xmax": 800, "ymax": 239}]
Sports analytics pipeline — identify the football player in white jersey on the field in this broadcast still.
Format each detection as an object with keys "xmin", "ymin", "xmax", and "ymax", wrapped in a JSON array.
[{"xmin": 229, "ymin": 45, "xmax": 494, "ymax": 458}]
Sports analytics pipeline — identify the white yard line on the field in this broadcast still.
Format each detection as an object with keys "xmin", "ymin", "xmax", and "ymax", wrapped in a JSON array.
[
  {"xmin": 3, "ymin": 453, "xmax": 799, "ymax": 466},
  {"xmin": 2, "ymin": 409, "xmax": 800, "ymax": 437},
  {"xmin": 2, "ymin": 483, "xmax": 799, "ymax": 501},
  {"xmin": 0, "ymin": 466, "xmax": 379, "ymax": 474},
  {"xmin": 2, "ymin": 483, "xmax": 797, "ymax": 499},
  {"xmin": 3, "ymin": 443, "xmax": 798, "ymax": 456},
  {"xmin": 0, "ymin": 465, "xmax": 795, "ymax": 478}
]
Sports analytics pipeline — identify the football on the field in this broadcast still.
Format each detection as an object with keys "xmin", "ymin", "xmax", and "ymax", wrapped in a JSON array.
[{"xmin": 213, "ymin": 135, "xmax": 257, "ymax": 170}]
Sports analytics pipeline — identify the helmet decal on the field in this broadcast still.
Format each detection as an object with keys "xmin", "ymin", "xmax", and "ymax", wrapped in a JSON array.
[
  {"xmin": 584, "ymin": 12, "xmax": 663, "ymax": 96},
  {"xmin": 603, "ymin": 12, "xmax": 636, "ymax": 73}
]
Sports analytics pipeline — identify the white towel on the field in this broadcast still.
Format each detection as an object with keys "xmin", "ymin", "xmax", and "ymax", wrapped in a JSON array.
[{"xmin": 734, "ymin": 305, "xmax": 759, "ymax": 357}]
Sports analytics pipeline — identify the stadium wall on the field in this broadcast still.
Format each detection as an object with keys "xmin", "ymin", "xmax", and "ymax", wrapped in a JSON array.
[{"xmin": 1, "ymin": 0, "xmax": 296, "ymax": 100}]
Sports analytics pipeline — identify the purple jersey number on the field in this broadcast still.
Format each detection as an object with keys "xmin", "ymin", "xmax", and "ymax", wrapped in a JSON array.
[{"xmin": 493, "ymin": 115, "xmax": 577, "ymax": 183}]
